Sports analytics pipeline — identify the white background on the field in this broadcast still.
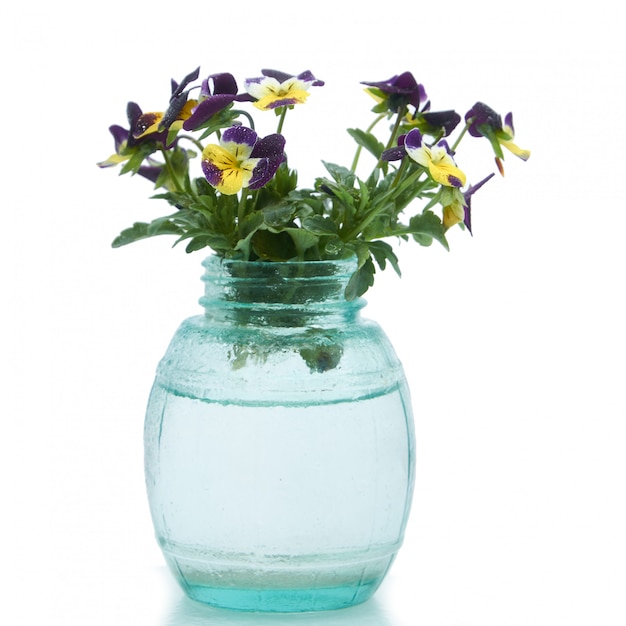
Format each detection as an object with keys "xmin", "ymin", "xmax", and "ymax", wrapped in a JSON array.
[{"xmin": 2, "ymin": 1, "xmax": 625, "ymax": 625}]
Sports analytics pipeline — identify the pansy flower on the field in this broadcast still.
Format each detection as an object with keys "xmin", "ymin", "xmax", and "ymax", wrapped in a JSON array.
[
  {"xmin": 362, "ymin": 72, "xmax": 427, "ymax": 113},
  {"xmin": 201, "ymin": 126, "xmax": 285, "ymax": 195},
  {"xmin": 404, "ymin": 109, "xmax": 461, "ymax": 137},
  {"xmin": 244, "ymin": 69, "xmax": 324, "ymax": 111},
  {"xmin": 98, "ymin": 122, "xmax": 136, "ymax": 168},
  {"xmin": 98, "ymin": 102, "xmax": 169, "ymax": 171},
  {"xmin": 133, "ymin": 67, "xmax": 202, "ymax": 140},
  {"xmin": 384, "ymin": 129, "xmax": 466, "ymax": 188},
  {"xmin": 183, "ymin": 73, "xmax": 243, "ymax": 131},
  {"xmin": 465, "ymin": 102, "xmax": 530, "ymax": 170},
  {"xmin": 405, "ymin": 130, "xmax": 466, "ymax": 188},
  {"xmin": 133, "ymin": 101, "xmax": 197, "ymax": 140}
]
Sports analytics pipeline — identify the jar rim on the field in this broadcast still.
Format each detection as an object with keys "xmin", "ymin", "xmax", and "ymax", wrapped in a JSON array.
[
  {"xmin": 202, "ymin": 254, "xmax": 357, "ymax": 269},
  {"xmin": 201, "ymin": 254, "xmax": 359, "ymax": 281}
]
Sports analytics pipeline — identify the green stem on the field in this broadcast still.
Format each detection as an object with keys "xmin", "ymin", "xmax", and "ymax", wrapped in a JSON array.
[
  {"xmin": 394, "ymin": 167, "xmax": 428, "ymax": 198},
  {"xmin": 343, "ymin": 168, "xmax": 429, "ymax": 241},
  {"xmin": 342, "ymin": 204, "xmax": 382, "ymax": 241},
  {"xmin": 276, "ymin": 107, "xmax": 288, "ymax": 134},
  {"xmin": 390, "ymin": 157, "xmax": 409, "ymax": 189},
  {"xmin": 376, "ymin": 106, "xmax": 407, "ymax": 176},
  {"xmin": 451, "ymin": 119, "xmax": 471, "ymax": 153},
  {"xmin": 384, "ymin": 106, "xmax": 407, "ymax": 153},
  {"xmin": 237, "ymin": 192, "xmax": 248, "ymax": 240},
  {"xmin": 232, "ymin": 109, "xmax": 256, "ymax": 130},
  {"xmin": 159, "ymin": 147, "xmax": 184, "ymax": 192},
  {"xmin": 177, "ymin": 134, "xmax": 205, "ymax": 152}
]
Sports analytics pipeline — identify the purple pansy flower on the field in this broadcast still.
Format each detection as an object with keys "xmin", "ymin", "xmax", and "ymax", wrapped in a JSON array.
[
  {"xmin": 201, "ymin": 126, "xmax": 286, "ymax": 195},
  {"xmin": 408, "ymin": 109, "xmax": 461, "ymax": 137},
  {"xmin": 362, "ymin": 72, "xmax": 427, "ymax": 112},
  {"xmin": 465, "ymin": 102, "xmax": 530, "ymax": 165},
  {"xmin": 98, "ymin": 102, "xmax": 169, "ymax": 173},
  {"xmin": 132, "ymin": 68, "xmax": 201, "ymax": 140},
  {"xmin": 183, "ymin": 73, "xmax": 244, "ymax": 131}
]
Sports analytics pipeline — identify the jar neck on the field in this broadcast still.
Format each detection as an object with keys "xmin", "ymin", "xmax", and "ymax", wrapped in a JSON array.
[{"xmin": 199, "ymin": 256, "xmax": 364, "ymax": 327}]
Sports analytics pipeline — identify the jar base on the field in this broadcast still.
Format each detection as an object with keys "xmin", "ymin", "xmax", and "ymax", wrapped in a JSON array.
[
  {"xmin": 161, "ymin": 544, "xmax": 396, "ymax": 612},
  {"xmin": 183, "ymin": 579, "xmax": 383, "ymax": 612}
]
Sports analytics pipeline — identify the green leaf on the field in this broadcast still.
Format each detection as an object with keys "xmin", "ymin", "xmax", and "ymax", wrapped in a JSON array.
[
  {"xmin": 345, "ymin": 257, "xmax": 375, "ymax": 300},
  {"xmin": 250, "ymin": 228, "xmax": 296, "ymax": 261},
  {"xmin": 239, "ymin": 211, "xmax": 265, "ymax": 239},
  {"xmin": 368, "ymin": 240, "xmax": 401, "ymax": 276},
  {"xmin": 196, "ymin": 106, "xmax": 239, "ymax": 140},
  {"xmin": 301, "ymin": 215, "xmax": 338, "ymax": 235},
  {"xmin": 316, "ymin": 178, "xmax": 356, "ymax": 212},
  {"xmin": 195, "ymin": 177, "xmax": 215, "ymax": 196},
  {"xmin": 111, "ymin": 218, "xmax": 185, "ymax": 248},
  {"xmin": 322, "ymin": 161, "xmax": 356, "ymax": 188},
  {"xmin": 347, "ymin": 128, "xmax": 386, "ymax": 160},
  {"xmin": 184, "ymin": 236, "xmax": 212, "ymax": 253},
  {"xmin": 285, "ymin": 228, "xmax": 319, "ymax": 257},
  {"xmin": 119, "ymin": 149, "xmax": 149, "ymax": 176},
  {"xmin": 323, "ymin": 236, "xmax": 345, "ymax": 257},
  {"xmin": 146, "ymin": 215, "xmax": 186, "ymax": 236},
  {"xmin": 357, "ymin": 178, "xmax": 370, "ymax": 214},
  {"xmin": 408, "ymin": 210, "xmax": 450, "ymax": 250},
  {"xmin": 166, "ymin": 128, "xmax": 179, "ymax": 147},
  {"xmin": 262, "ymin": 203, "xmax": 296, "ymax": 229},
  {"xmin": 112, "ymin": 222, "xmax": 150, "ymax": 247}
]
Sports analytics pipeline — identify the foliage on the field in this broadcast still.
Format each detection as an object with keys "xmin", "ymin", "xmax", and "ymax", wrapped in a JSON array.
[{"xmin": 99, "ymin": 68, "xmax": 529, "ymax": 298}]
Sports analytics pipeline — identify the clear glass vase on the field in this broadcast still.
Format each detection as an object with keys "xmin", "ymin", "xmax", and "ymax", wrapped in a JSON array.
[{"xmin": 144, "ymin": 255, "xmax": 415, "ymax": 612}]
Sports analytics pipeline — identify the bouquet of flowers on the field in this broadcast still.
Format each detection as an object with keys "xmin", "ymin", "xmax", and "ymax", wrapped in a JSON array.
[{"xmin": 98, "ymin": 67, "xmax": 529, "ymax": 299}]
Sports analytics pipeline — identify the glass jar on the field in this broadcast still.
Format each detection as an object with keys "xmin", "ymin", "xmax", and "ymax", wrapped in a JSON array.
[{"xmin": 144, "ymin": 255, "xmax": 415, "ymax": 612}]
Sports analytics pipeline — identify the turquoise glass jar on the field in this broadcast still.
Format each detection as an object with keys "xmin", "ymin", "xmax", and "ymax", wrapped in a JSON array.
[{"xmin": 144, "ymin": 255, "xmax": 415, "ymax": 612}]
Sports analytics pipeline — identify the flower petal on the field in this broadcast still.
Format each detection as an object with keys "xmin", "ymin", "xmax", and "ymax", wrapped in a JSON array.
[
  {"xmin": 465, "ymin": 102, "xmax": 502, "ymax": 136},
  {"xmin": 170, "ymin": 67, "xmax": 200, "ymax": 99},
  {"xmin": 429, "ymin": 159, "xmax": 466, "ymax": 187},
  {"xmin": 201, "ymin": 143, "xmax": 260, "ymax": 195},
  {"xmin": 245, "ymin": 75, "xmax": 314, "ymax": 110},
  {"xmin": 222, "ymin": 125, "xmax": 257, "ymax": 147},
  {"xmin": 404, "ymin": 128, "xmax": 424, "ymax": 152},
  {"xmin": 361, "ymin": 72, "xmax": 427, "ymax": 110},
  {"xmin": 133, "ymin": 112, "xmax": 163, "ymax": 139},
  {"xmin": 97, "ymin": 152, "xmax": 129, "ymax": 168},
  {"xmin": 249, "ymin": 133, "xmax": 286, "ymax": 189},
  {"xmin": 182, "ymin": 94, "xmax": 236, "ymax": 130},
  {"xmin": 208, "ymin": 72, "xmax": 238, "ymax": 95},
  {"xmin": 109, "ymin": 124, "xmax": 130, "ymax": 151},
  {"xmin": 463, "ymin": 172, "xmax": 495, "ymax": 234},
  {"xmin": 501, "ymin": 139, "xmax": 531, "ymax": 161},
  {"xmin": 260, "ymin": 69, "xmax": 324, "ymax": 86},
  {"xmin": 381, "ymin": 146, "xmax": 407, "ymax": 161}
]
